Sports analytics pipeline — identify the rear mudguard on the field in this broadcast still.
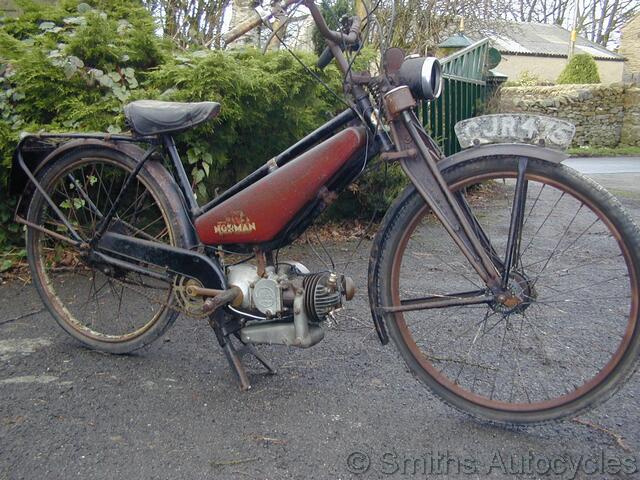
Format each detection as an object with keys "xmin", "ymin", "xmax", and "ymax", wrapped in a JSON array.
[
  {"xmin": 368, "ymin": 143, "xmax": 568, "ymax": 345},
  {"xmin": 13, "ymin": 137, "xmax": 198, "ymax": 247}
]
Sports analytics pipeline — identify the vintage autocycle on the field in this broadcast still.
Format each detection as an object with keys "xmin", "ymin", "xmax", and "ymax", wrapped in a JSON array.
[{"xmin": 10, "ymin": 0, "xmax": 640, "ymax": 425}]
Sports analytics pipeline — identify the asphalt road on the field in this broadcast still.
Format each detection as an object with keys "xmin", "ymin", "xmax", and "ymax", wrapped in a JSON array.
[{"xmin": 2, "ymin": 157, "xmax": 640, "ymax": 480}]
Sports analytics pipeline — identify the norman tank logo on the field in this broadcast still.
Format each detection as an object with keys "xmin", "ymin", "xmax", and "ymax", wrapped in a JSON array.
[{"xmin": 214, "ymin": 211, "xmax": 257, "ymax": 236}]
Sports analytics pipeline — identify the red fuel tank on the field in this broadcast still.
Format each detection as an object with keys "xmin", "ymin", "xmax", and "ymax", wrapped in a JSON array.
[{"xmin": 196, "ymin": 126, "xmax": 366, "ymax": 245}]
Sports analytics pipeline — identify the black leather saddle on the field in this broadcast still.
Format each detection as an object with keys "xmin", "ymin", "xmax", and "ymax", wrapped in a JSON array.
[{"xmin": 124, "ymin": 100, "xmax": 221, "ymax": 136}]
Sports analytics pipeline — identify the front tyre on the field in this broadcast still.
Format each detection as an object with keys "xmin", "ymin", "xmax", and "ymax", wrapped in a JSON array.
[{"xmin": 370, "ymin": 156, "xmax": 640, "ymax": 425}]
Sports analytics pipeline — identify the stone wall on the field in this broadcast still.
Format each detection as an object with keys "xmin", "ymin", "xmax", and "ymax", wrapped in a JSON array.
[{"xmin": 497, "ymin": 84, "xmax": 640, "ymax": 147}]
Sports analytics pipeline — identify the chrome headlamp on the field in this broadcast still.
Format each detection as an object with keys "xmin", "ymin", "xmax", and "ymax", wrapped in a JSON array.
[{"xmin": 397, "ymin": 56, "xmax": 443, "ymax": 101}]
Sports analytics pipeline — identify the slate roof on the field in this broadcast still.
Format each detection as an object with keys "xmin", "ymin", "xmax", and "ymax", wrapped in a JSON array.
[{"xmin": 477, "ymin": 22, "xmax": 624, "ymax": 61}]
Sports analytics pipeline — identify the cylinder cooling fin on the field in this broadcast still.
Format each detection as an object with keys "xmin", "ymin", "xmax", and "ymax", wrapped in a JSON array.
[{"xmin": 303, "ymin": 273, "xmax": 342, "ymax": 322}]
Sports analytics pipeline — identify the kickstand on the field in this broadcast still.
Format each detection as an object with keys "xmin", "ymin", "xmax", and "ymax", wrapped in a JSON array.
[{"xmin": 209, "ymin": 314, "xmax": 276, "ymax": 391}]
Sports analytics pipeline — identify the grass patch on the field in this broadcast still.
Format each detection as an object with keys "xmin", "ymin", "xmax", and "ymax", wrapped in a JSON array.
[{"xmin": 568, "ymin": 145, "xmax": 640, "ymax": 157}]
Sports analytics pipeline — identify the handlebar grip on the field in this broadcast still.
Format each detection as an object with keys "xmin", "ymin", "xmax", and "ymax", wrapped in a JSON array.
[
  {"xmin": 222, "ymin": 11, "xmax": 264, "ymax": 44},
  {"xmin": 316, "ymin": 46, "xmax": 335, "ymax": 69}
]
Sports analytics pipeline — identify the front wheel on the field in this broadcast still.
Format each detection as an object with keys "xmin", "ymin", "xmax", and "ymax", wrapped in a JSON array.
[{"xmin": 370, "ymin": 156, "xmax": 640, "ymax": 425}]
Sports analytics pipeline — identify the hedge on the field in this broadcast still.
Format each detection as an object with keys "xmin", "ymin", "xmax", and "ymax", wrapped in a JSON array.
[{"xmin": 0, "ymin": 0, "xmax": 405, "ymax": 254}]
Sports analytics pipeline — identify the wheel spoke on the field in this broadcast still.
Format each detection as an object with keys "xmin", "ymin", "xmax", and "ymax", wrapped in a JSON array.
[{"xmin": 31, "ymin": 156, "xmax": 175, "ymax": 342}]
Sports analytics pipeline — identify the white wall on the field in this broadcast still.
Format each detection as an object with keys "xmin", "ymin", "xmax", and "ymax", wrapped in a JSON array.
[{"xmin": 499, "ymin": 54, "xmax": 624, "ymax": 84}]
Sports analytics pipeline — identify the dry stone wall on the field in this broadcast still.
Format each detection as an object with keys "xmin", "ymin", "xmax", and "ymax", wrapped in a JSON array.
[{"xmin": 497, "ymin": 84, "xmax": 640, "ymax": 147}]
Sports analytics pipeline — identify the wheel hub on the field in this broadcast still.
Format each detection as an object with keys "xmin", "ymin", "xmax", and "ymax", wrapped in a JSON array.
[{"xmin": 493, "ymin": 270, "xmax": 537, "ymax": 314}]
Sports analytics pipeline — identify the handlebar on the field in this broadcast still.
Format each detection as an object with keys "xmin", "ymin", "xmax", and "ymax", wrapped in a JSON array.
[
  {"xmin": 309, "ymin": 6, "xmax": 361, "ymax": 45},
  {"xmin": 223, "ymin": 0, "xmax": 361, "ymax": 52}
]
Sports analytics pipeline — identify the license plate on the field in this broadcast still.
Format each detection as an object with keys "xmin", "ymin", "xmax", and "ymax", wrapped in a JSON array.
[{"xmin": 455, "ymin": 114, "xmax": 575, "ymax": 151}]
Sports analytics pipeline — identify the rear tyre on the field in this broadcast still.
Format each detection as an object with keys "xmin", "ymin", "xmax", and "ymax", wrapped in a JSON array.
[
  {"xmin": 370, "ymin": 156, "xmax": 640, "ymax": 424},
  {"xmin": 26, "ymin": 147, "xmax": 188, "ymax": 354}
]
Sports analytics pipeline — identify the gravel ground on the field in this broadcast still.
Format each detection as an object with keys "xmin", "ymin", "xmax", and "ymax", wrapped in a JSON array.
[{"xmin": 1, "ymin": 165, "xmax": 640, "ymax": 480}]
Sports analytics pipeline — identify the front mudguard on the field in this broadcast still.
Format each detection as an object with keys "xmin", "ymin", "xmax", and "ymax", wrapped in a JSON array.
[
  {"xmin": 367, "ymin": 142, "xmax": 568, "ymax": 345},
  {"xmin": 439, "ymin": 143, "xmax": 568, "ymax": 170}
]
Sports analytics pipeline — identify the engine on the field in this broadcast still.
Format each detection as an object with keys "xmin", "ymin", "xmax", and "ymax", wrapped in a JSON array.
[
  {"xmin": 227, "ymin": 262, "xmax": 354, "ymax": 321},
  {"xmin": 226, "ymin": 261, "xmax": 355, "ymax": 348}
]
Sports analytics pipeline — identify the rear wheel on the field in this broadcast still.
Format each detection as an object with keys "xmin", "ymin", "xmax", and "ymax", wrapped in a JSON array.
[
  {"xmin": 370, "ymin": 156, "xmax": 640, "ymax": 424},
  {"xmin": 26, "ymin": 148, "xmax": 186, "ymax": 354}
]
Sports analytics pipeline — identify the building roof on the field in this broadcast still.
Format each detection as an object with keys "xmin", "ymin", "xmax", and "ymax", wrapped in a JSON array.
[
  {"xmin": 477, "ymin": 21, "xmax": 624, "ymax": 61},
  {"xmin": 438, "ymin": 32, "xmax": 474, "ymax": 48}
]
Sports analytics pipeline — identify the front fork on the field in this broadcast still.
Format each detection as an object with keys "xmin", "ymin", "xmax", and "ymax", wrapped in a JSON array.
[{"xmin": 383, "ymin": 86, "xmax": 521, "ymax": 301}]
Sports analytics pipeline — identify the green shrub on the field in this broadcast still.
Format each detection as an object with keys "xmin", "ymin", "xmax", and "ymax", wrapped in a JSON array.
[
  {"xmin": 0, "ymin": 1, "xmax": 403, "ymax": 256},
  {"xmin": 147, "ymin": 48, "xmax": 343, "ymax": 200},
  {"xmin": 0, "ymin": 0, "xmax": 165, "ymax": 253},
  {"xmin": 557, "ymin": 54, "xmax": 601, "ymax": 84}
]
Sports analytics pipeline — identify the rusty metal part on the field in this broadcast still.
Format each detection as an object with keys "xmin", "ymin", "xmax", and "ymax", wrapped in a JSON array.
[
  {"xmin": 498, "ymin": 293, "xmax": 523, "ymax": 309},
  {"xmin": 184, "ymin": 285, "xmax": 224, "ymax": 297},
  {"xmin": 186, "ymin": 284, "xmax": 244, "ymax": 307},
  {"xmin": 15, "ymin": 215, "xmax": 84, "ymax": 247},
  {"xmin": 202, "ymin": 286, "xmax": 243, "ymax": 315},
  {"xmin": 396, "ymin": 110, "xmax": 502, "ymax": 290},
  {"xmin": 380, "ymin": 149, "xmax": 417, "ymax": 162},
  {"xmin": 174, "ymin": 277, "xmax": 206, "ymax": 316},
  {"xmin": 350, "ymin": 72, "xmax": 372, "ymax": 84},
  {"xmin": 255, "ymin": 249, "xmax": 267, "ymax": 278},
  {"xmin": 342, "ymin": 276, "xmax": 356, "ymax": 301},
  {"xmin": 387, "ymin": 166, "xmax": 640, "ymax": 414},
  {"xmin": 382, "ymin": 47, "xmax": 406, "ymax": 75},
  {"xmin": 383, "ymin": 86, "xmax": 417, "ymax": 119}
]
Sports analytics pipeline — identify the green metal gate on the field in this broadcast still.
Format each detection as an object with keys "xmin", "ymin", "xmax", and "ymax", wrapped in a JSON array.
[{"xmin": 422, "ymin": 39, "xmax": 491, "ymax": 156}]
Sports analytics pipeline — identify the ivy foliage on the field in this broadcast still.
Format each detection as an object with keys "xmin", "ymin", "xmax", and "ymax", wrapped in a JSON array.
[
  {"xmin": 1, "ymin": 0, "xmax": 167, "ymax": 253},
  {"xmin": 557, "ymin": 54, "xmax": 601, "ymax": 84},
  {"xmin": 0, "ymin": 0, "xmax": 398, "ymax": 258}
]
